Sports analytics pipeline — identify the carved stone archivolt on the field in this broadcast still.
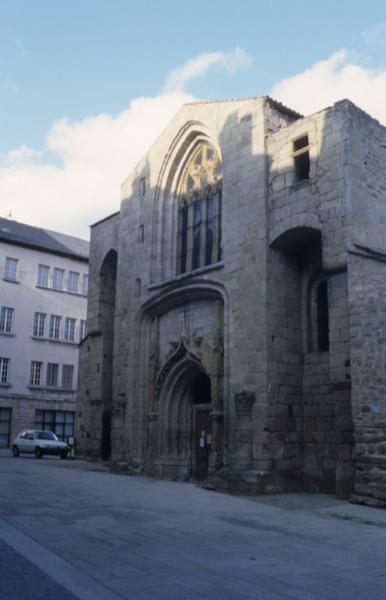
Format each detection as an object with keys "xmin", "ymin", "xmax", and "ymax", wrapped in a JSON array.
[{"xmin": 154, "ymin": 338, "xmax": 203, "ymax": 398}]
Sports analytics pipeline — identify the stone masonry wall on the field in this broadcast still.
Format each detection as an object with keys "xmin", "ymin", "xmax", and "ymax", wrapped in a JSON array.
[
  {"xmin": 345, "ymin": 104, "xmax": 386, "ymax": 505},
  {"xmin": 264, "ymin": 248, "xmax": 303, "ymax": 485},
  {"xmin": 349, "ymin": 254, "xmax": 386, "ymax": 506},
  {"xmin": 266, "ymin": 103, "xmax": 353, "ymax": 495}
]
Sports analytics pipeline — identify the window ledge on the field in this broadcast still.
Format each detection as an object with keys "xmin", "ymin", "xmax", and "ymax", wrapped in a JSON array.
[
  {"xmin": 0, "ymin": 382, "xmax": 11, "ymax": 388},
  {"xmin": 0, "ymin": 331, "xmax": 15, "ymax": 337},
  {"xmin": 44, "ymin": 387, "xmax": 76, "ymax": 393},
  {"xmin": 31, "ymin": 335, "xmax": 79, "ymax": 346},
  {"xmin": 2, "ymin": 278, "xmax": 19, "ymax": 284},
  {"xmin": 27, "ymin": 385, "xmax": 75, "ymax": 394},
  {"xmin": 36, "ymin": 284, "xmax": 87, "ymax": 298},
  {"xmin": 149, "ymin": 261, "xmax": 224, "ymax": 291},
  {"xmin": 289, "ymin": 179, "xmax": 311, "ymax": 192}
]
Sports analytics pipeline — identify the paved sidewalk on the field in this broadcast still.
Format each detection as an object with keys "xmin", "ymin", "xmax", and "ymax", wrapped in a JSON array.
[
  {"xmin": 1, "ymin": 450, "xmax": 386, "ymax": 599},
  {"xmin": 0, "ymin": 537, "xmax": 80, "ymax": 600}
]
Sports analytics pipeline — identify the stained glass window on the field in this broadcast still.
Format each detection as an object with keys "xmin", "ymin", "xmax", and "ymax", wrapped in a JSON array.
[{"xmin": 177, "ymin": 143, "xmax": 222, "ymax": 274}]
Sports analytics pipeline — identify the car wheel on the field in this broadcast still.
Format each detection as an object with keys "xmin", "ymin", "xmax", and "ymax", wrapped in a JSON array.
[
  {"xmin": 60, "ymin": 451, "xmax": 68, "ymax": 460},
  {"xmin": 12, "ymin": 445, "xmax": 20, "ymax": 457},
  {"xmin": 34, "ymin": 447, "xmax": 43, "ymax": 459}
]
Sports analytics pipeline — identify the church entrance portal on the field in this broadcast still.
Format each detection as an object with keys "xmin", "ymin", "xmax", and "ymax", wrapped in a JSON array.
[{"xmin": 158, "ymin": 364, "xmax": 214, "ymax": 481}]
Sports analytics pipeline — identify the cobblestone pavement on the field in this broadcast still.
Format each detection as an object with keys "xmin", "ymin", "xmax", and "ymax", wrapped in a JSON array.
[{"xmin": 1, "ymin": 450, "xmax": 386, "ymax": 600}]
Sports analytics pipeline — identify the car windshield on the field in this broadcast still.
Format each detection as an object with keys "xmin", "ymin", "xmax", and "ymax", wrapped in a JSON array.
[{"xmin": 34, "ymin": 431, "xmax": 58, "ymax": 441}]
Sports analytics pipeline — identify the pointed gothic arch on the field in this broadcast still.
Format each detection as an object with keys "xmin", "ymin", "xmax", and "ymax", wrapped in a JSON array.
[
  {"xmin": 150, "ymin": 122, "xmax": 222, "ymax": 283},
  {"xmin": 156, "ymin": 347, "xmax": 213, "ymax": 480}
]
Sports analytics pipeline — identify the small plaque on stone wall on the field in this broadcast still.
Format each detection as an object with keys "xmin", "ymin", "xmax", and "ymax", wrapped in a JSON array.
[{"xmin": 234, "ymin": 391, "xmax": 256, "ymax": 416}]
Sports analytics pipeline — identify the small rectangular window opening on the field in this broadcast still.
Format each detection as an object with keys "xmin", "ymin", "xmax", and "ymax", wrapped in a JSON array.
[
  {"xmin": 135, "ymin": 278, "xmax": 141, "ymax": 297},
  {"xmin": 140, "ymin": 177, "xmax": 146, "ymax": 196},
  {"xmin": 293, "ymin": 135, "xmax": 310, "ymax": 182}
]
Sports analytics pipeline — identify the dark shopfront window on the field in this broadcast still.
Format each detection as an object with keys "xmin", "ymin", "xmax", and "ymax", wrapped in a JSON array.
[{"xmin": 35, "ymin": 409, "xmax": 75, "ymax": 442}]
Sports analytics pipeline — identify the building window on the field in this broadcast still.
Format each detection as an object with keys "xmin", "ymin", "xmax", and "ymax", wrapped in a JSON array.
[
  {"xmin": 0, "ymin": 306, "xmax": 14, "ymax": 333},
  {"xmin": 37, "ymin": 264, "xmax": 50, "ymax": 287},
  {"xmin": 30, "ymin": 361, "xmax": 42, "ymax": 386},
  {"xmin": 64, "ymin": 317, "xmax": 76, "ymax": 341},
  {"xmin": 82, "ymin": 274, "xmax": 88, "ymax": 296},
  {"xmin": 67, "ymin": 271, "xmax": 79, "ymax": 293},
  {"xmin": 33, "ymin": 312, "xmax": 46, "ymax": 337},
  {"xmin": 53, "ymin": 268, "xmax": 64, "ymax": 290},
  {"xmin": 35, "ymin": 409, "xmax": 75, "ymax": 441},
  {"xmin": 138, "ymin": 224, "xmax": 144, "ymax": 243},
  {"xmin": 79, "ymin": 319, "xmax": 87, "ymax": 341},
  {"xmin": 177, "ymin": 143, "xmax": 222, "ymax": 274},
  {"xmin": 293, "ymin": 135, "xmax": 310, "ymax": 182},
  {"xmin": 46, "ymin": 363, "xmax": 59, "ymax": 387},
  {"xmin": 0, "ymin": 358, "xmax": 10, "ymax": 383},
  {"xmin": 62, "ymin": 364, "xmax": 74, "ymax": 390},
  {"xmin": 49, "ymin": 315, "xmax": 61, "ymax": 339},
  {"xmin": 4, "ymin": 257, "xmax": 18, "ymax": 281}
]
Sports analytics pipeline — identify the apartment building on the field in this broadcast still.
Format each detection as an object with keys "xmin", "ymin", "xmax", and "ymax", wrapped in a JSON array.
[{"xmin": 0, "ymin": 218, "xmax": 89, "ymax": 447}]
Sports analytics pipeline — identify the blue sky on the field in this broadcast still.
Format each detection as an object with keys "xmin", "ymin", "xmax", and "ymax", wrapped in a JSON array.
[
  {"xmin": 1, "ymin": 0, "xmax": 386, "ymax": 236},
  {"xmin": 1, "ymin": 0, "xmax": 385, "ymax": 152}
]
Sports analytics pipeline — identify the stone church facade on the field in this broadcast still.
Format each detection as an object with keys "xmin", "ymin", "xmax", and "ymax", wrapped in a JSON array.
[{"xmin": 77, "ymin": 96, "xmax": 386, "ymax": 506}]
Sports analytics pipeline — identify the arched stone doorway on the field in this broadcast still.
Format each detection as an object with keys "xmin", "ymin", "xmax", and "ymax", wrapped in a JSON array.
[
  {"xmin": 156, "ymin": 349, "xmax": 216, "ymax": 481},
  {"xmin": 136, "ymin": 285, "xmax": 227, "ymax": 480}
]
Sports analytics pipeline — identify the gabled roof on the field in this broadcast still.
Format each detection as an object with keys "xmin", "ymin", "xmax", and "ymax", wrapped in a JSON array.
[
  {"xmin": 184, "ymin": 95, "xmax": 303, "ymax": 120},
  {"xmin": 0, "ymin": 218, "xmax": 89, "ymax": 262}
]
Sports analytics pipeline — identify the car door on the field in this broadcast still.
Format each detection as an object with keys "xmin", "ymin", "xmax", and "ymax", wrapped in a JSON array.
[
  {"xmin": 16, "ymin": 431, "xmax": 28, "ymax": 452},
  {"xmin": 24, "ymin": 430, "xmax": 35, "ymax": 453}
]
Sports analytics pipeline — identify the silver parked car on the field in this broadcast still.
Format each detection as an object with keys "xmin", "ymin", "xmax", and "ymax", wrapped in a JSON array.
[{"xmin": 12, "ymin": 429, "xmax": 69, "ymax": 459}]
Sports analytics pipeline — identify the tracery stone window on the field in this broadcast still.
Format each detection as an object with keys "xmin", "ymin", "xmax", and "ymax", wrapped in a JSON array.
[{"xmin": 177, "ymin": 143, "xmax": 222, "ymax": 274}]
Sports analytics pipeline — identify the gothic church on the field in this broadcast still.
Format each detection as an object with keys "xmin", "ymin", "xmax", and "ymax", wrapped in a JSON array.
[{"xmin": 77, "ymin": 96, "xmax": 386, "ymax": 506}]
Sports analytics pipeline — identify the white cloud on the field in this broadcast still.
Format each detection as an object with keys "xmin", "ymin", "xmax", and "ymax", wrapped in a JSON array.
[
  {"xmin": 164, "ymin": 47, "xmax": 252, "ymax": 92},
  {"xmin": 0, "ymin": 47, "xmax": 252, "ymax": 239},
  {"xmin": 270, "ymin": 49, "xmax": 386, "ymax": 125},
  {"xmin": 0, "ymin": 146, "xmax": 41, "ymax": 167},
  {"xmin": 0, "ymin": 92, "xmax": 193, "ymax": 238}
]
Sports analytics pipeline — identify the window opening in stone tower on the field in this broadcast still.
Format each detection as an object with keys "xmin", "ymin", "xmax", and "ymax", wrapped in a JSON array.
[
  {"xmin": 135, "ymin": 278, "xmax": 141, "ymax": 297},
  {"xmin": 140, "ymin": 177, "xmax": 146, "ymax": 197},
  {"xmin": 177, "ymin": 143, "xmax": 222, "ymax": 274},
  {"xmin": 316, "ymin": 280, "xmax": 329, "ymax": 352},
  {"xmin": 293, "ymin": 135, "xmax": 310, "ymax": 182}
]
